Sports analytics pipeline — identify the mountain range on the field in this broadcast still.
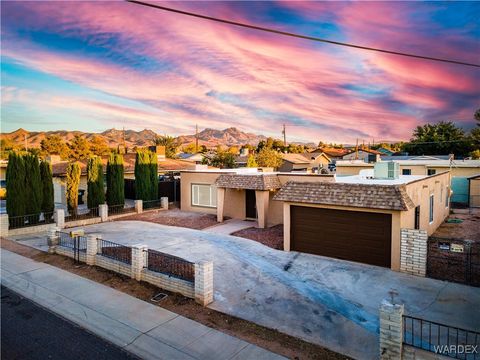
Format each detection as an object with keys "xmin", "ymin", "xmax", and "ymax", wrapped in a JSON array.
[{"xmin": 0, "ymin": 127, "xmax": 268, "ymax": 149}]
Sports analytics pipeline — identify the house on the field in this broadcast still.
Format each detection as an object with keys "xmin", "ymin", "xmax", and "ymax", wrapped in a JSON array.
[
  {"xmin": 309, "ymin": 147, "xmax": 349, "ymax": 161},
  {"xmin": 234, "ymin": 155, "xmax": 249, "ymax": 167},
  {"xmin": 278, "ymin": 153, "xmax": 331, "ymax": 173},
  {"xmin": 380, "ymin": 155, "xmax": 453, "ymax": 161},
  {"xmin": 336, "ymin": 159, "xmax": 480, "ymax": 206},
  {"xmin": 377, "ymin": 147, "xmax": 395, "ymax": 156},
  {"xmin": 180, "ymin": 167, "xmax": 450, "ymax": 271},
  {"xmin": 468, "ymin": 174, "xmax": 480, "ymax": 207},
  {"xmin": 342, "ymin": 147, "xmax": 381, "ymax": 163},
  {"xmin": 177, "ymin": 153, "xmax": 205, "ymax": 164}
]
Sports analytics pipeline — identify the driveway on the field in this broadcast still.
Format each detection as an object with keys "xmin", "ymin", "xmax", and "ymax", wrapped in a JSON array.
[{"xmin": 16, "ymin": 221, "xmax": 480, "ymax": 360}]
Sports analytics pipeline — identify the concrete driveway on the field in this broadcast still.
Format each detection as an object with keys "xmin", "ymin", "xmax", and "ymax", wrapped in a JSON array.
[{"xmin": 29, "ymin": 221, "xmax": 480, "ymax": 359}]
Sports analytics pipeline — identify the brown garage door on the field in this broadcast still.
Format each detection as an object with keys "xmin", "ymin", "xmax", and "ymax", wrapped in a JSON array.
[{"xmin": 291, "ymin": 206, "xmax": 392, "ymax": 267}]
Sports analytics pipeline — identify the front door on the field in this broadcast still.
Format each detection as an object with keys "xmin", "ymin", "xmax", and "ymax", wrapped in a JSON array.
[{"xmin": 245, "ymin": 190, "xmax": 257, "ymax": 219}]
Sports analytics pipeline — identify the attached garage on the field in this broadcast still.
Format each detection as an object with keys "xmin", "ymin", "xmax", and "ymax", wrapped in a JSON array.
[{"xmin": 290, "ymin": 206, "xmax": 392, "ymax": 267}]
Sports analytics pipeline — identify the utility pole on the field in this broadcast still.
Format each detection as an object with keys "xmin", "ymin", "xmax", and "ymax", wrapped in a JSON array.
[
  {"xmin": 282, "ymin": 124, "xmax": 286, "ymax": 147},
  {"xmin": 355, "ymin": 138, "xmax": 359, "ymax": 160},
  {"xmin": 195, "ymin": 124, "xmax": 199, "ymax": 153}
]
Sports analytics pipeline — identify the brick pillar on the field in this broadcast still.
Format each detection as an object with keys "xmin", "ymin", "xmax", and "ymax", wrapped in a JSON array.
[
  {"xmin": 0, "ymin": 214, "xmax": 9, "ymax": 237},
  {"xmin": 99, "ymin": 204, "xmax": 108, "ymax": 222},
  {"xmin": 86, "ymin": 234, "xmax": 99, "ymax": 265},
  {"xmin": 161, "ymin": 197, "xmax": 169, "ymax": 210},
  {"xmin": 216, "ymin": 188, "xmax": 225, "ymax": 222},
  {"xmin": 379, "ymin": 300, "xmax": 404, "ymax": 360},
  {"xmin": 54, "ymin": 209, "xmax": 65, "ymax": 229},
  {"xmin": 134, "ymin": 200, "xmax": 143, "ymax": 214},
  {"xmin": 194, "ymin": 261, "xmax": 214, "ymax": 306},
  {"xmin": 400, "ymin": 229, "xmax": 428, "ymax": 276},
  {"xmin": 131, "ymin": 244, "xmax": 147, "ymax": 281},
  {"xmin": 47, "ymin": 227, "xmax": 60, "ymax": 254}
]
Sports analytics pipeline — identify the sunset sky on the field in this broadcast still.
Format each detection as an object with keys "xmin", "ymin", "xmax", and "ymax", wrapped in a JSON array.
[{"xmin": 1, "ymin": 1, "xmax": 479, "ymax": 143}]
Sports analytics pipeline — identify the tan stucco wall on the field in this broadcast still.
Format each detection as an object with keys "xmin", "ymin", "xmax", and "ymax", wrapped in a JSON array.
[
  {"xmin": 336, "ymin": 163, "xmax": 479, "ymax": 177},
  {"xmin": 277, "ymin": 173, "xmax": 334, "ymax": 185},
  {"xmin": 335, "ymin": 164, "xmax": 373, "ymax": 175},
  {"xmin": 470, "ymin": 178, "xmax": 480, "ymax": 207},
  {"xmin": 180, "ymin": 172, "xmax": 221, "ymax": 215}
]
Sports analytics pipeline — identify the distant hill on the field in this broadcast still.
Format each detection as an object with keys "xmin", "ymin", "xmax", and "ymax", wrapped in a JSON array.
[{"xmin": 0, "ymin": 127, "xmax": 268, "ymax": 149}]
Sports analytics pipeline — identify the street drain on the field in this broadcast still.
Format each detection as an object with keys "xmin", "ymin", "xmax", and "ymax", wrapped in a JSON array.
[{"xmin": 151, "ymin": 293, "xmax": 168, "ymax": 302}]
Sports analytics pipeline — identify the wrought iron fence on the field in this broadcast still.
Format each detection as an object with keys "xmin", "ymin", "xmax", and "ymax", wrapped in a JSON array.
[
  {"xmin": 8, "ymin": 212, "xmax": 54, "ymax": 229},
  {"xmin": 108, "ymin": 204, "xmax": 136, "ymax": 215},
  {"xmin": 65, "ymin": 207, "xmax": 99, "ymax": 222},
  {"xmin": 97, "ymin": 239, "xmax": 131, "ymax": 265},
  {"xmin": 403, "ymin": 315, "xmax": 480, "ymax": 359},
  {"xmin": 146, "ymin": 249, "xmax": 194, "ymax": 282},
  {"xmin": 57, "ymin": 231, "xmax": 87, "ymax": 252},
  {"xmin": 143, "ymin": 199, "xmax": 162, "ymax": 210}
]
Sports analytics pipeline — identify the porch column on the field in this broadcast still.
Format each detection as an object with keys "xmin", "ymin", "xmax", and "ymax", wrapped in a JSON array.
[
  {"xmin": 216, "ymin": 187, "xmax": 226, "ymax": 222},
  {"xmin": 283, "ymin": 203, "xmax": 291, "ymax": 251},
  {"xmin": 255, "ymin": 190, "xmax": 269, "ymax": 229}
]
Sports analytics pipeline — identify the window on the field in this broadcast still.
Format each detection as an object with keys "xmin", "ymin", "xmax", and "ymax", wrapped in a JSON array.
[
  {"xmin": 445, "ymin": 186, "xmax": 449, "ymax": 207},
  {"xmin": 429, "ymin": 194, "xmax": 434, "ymax": 223},
  {"xmin": 414, "ymin": 206, "xmax": 420, "ymax": 229},
  {"xmin": 427, "ymin": 169, "xmax": 436, "ymax": 176},
  {"xmin": 191, "ymin": 184, "xmax": 217, "ymax": 208},
  {"xmin": 402, "ymin": 169, "xmax": 411, "ymax": 175}
]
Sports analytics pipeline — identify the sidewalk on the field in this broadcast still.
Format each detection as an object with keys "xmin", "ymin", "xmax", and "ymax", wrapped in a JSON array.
[
  {"xmin": 203, "ymin": 219, "xmax": 256, "ymax": 235},
  {"xmin": 0, "ymin": 249, "xmax": 285, "ymax": 360}
]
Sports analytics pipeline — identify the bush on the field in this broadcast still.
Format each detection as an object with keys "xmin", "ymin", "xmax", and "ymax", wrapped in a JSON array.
[
  {"xmin": 106, "ymin": 153, "xmax": 125, "ymax": 206},
  {"xmin": 87, "ymin": 156, "xmax": 105, "ymax": 209},
  {"xmin": 6, "ymin": 152, "xmax": 26, "ymax": 218},
  {"xmin": 149, "ymin": 151, "xmax": 158, "ymax": 200},
  {"xmin": 40, "ymin": 160, "xmax": 54, "ymax": 214},
  {"xmin": 66, "ymin": 162, "xmax": 81, "ymax": 216},
  {"xmin": 134, "ymin": 150, "xmax": 152, "ymax": 201},
  {"xmin": 24, "ymin": 153, "xmax": 43, "ymax": 221}
]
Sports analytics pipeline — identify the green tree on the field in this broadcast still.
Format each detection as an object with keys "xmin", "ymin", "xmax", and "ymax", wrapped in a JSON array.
[
  {"xmin": 6, "ymin": 152, "xmax": 26, "ymax": 220},
  {"xmin": 69, "ymin": 135, "xmax": 91, "ymax": 160},
  {"xmin": 154, "ymin": 135, "xmax": 178, "ymax": 158},
  {"xmin": 246, "ymin": 154, "xmax": 258, "ymax": 167},
  {"xmin": 208, "ymin": 150, "xmax": 236, "ymax": 169},
  {"xmin": 149, "ymin": 151, "xmax": 158, "ymax": 200},
  {"xmin": 256, "ymin": 148, "xmax": 283, "ymax": 169},
  {"xmin": 66, "ymin": 162, "xmax": 81, "ymax": 216},
  {"xmin": 1, "ymin": 138, "xmax": 19, "ymax": 159},
  {"xmin": 90, "ymin": 135, "xmax": 110, "ymax": 156},
  {"xmin": 402, "ymin": 122, "xmax": 472, "ymax": 158},
  {"xmin": 87, "ymin": 156, "xmax": 105, "ymax": 209},
  {"xmin": 134, "ymin": 150, "xmax": 152, "ymax": 201},
  {"xmin": 470, "ymin": 149, "xmax": 480, "ymax": 159},
  {"xmin": 24, "ymin": 153, "xmax": 43, "ymax": 222},
  {"xmin": 40, "ymin": 134, "xmax": 70, "ymax": 159},
  {"xmin": 475, "ymin": 108, "xmax": 480, "ymax": 126},
  {"xmin": 106, "ymin": 153, "xmax": 125, "ymax": 206},
  {"xmin": 182, "ymin": 143, "xmax": 197, "ymax": 154},
  {"xmin": 40, "ymin": 160, "xmax": 54, "ymax": 215}
]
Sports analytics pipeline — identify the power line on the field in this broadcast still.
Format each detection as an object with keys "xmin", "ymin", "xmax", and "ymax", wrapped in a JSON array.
[{"xmin": 126, "ymin": 0, "xmax": 480, "ymax": 68}]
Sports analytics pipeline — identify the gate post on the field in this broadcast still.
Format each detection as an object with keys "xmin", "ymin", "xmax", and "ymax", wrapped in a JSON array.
[
  {"xmin": 86, "ymin": 234, "xmax": 98, "ymax": 266},
  {"xmin": 131, "ymin": 244, "xmax": 147, "ymax": 281},
  {"xmin": 134, "ymin": 200, "xmax": 143, "ymax": 214},
  {"xmin": 194, "ymin": 261, "xmax": 214, "ymax": 306},
  {"xmin": 47, "ymin": 227, "xmax": 60, "ymax": 254},
  {"xmin": 400, "ymin": 229, "xmax": 427, "ymax": 277},
  {"xmin": 379, "ymin": 299, "xmax": 404, "ymax": 359},
  {"xmin": 99, "ymin": 204, "xmax": 108, "ymax": 222},
  {"xmin": 161, "ymin": 197, "xmax": 168, "ymax": 210},
  {"xmin": 54, "ymin": 209, "xmax": 65, "ymax": 229},
  {"xmin": 0, "ymin": 214, "xmax": 9, "ymax": 237}
]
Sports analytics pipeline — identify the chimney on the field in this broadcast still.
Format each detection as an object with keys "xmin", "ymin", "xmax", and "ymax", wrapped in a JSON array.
[{"xmin": 148, "ymin": 145, "xmax": 166, "ymax": 161}]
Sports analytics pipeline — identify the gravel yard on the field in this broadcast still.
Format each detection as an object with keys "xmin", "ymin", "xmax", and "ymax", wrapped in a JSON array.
[
  {"xmin": 231, "ymin": 224, "xmax": 284, "ymax": 250},
  {"xmin": 115, "ymin": 208, "xmax": 219, "ymax": 230},
  {"xmin": 432, "ymin": 209, "xmax": 480, "ymax": 242}
]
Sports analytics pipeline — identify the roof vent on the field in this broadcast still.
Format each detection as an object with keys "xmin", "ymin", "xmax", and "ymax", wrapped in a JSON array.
[{"xmin": 374, "ymin": 161, "xmax": 399, "ymax": 179}]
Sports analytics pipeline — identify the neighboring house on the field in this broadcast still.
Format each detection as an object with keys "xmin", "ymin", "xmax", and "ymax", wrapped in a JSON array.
[
  {"xmin": 234, "ymin": 155, "xmax": 249, "ymax": 167},
  {"xmin": 342, "ymin": 148, "xmax": 381, "ymax": 163},
  {"xmin": 278, "ymin": 153, "xmax": 331, "ymax": 172},
  {"xmin": 180, "ymin": 167, "xmax": 450, "ymax": 271},
  {"xmin": 377, "ymin": 147, "xmax": 395, "ymax": 156},
  {"xmin": 468, "ymin": 174, "xmax": 480, "ymax": 207},
  {"xmin": 380, "ymin": 155, "xmax": 453, "ymax": 161},
  {"xmin": 178, "ymin": 153, "xmax": 205, "ymax": 164},
  {"xmin": 336, "ymin": 159, "xmax": 480, "ymax": 207},
  {"xmin": 51, "ymin": 152, "xmax": 202, "ymax": 205},
  {"xmin": 309, "ymin": 147, "xmax": 349, "ymax": 161}
]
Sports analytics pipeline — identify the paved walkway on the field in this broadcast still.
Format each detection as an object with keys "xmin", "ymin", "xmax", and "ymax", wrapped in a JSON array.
[
  {"xmin": 0, "ymin": 249, "xmax": 285, "ymax": 360},
  {"xmin": 203, "ymin": 219, "xmax": 256, "ymax": 235}
]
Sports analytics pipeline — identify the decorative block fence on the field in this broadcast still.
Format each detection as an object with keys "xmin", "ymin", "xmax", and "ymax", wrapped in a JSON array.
[
  {"xmin": 400, "ymin": 229, "xmax": 428, "ymax": 277},
  {"xmin": 1, "ymin": 198, "xmax": 169, "ymax": 237},
  {"xmin": 47, "ymin": 229, "xmax": 213, "ymax": 306}
]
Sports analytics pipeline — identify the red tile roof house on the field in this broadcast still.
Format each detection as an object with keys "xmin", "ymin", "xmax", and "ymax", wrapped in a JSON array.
[{"xmin": 180, "ymin": 166, "xmax": 451, "ymax": 272}]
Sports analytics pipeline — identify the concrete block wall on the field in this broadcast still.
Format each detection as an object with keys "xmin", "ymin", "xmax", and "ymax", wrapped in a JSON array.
[
  {"xmin": 400, "ymin": 229, "xmax": 428, "ymax": 276},
  {"xmin": 95, "ymin": 255, "xmax": 132, "ymax": 277},
  {"xmin": 55, "ymin": 247, "xmax": 87, "ymax": 262},
  {"xmin": 194, "ymin": 261, "xmax": 214, "ymax": 306},
  {"xmin": 379, "ymin": 300, "xmax": 404, "ymax": 360},
  {"xmin": 143, "ymin": 270, "xmax": 195, "ymax": 298}
]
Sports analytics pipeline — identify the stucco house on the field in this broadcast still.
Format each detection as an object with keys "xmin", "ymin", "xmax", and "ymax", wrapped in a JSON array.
[
  {"xmin": 180, "ymin": 167, "xmax": 450, "ymax": 271},
  {"xmin": 278, "ymin": 152, "xmax": 330, "ymax": 173}
]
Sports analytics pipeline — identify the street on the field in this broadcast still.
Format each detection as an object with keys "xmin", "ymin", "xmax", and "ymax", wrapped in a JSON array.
[{"xmin": 1, "ymin": 286, "xmax": 138, "ymax": 360}]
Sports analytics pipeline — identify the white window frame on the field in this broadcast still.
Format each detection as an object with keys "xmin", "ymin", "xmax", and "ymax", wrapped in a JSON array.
[
  {"xmin": 191, "ymin": 183, "xmax": 217, "ymax": 208},
  {"xmin": 429, "ymin": 194, "xmax": 434, "ymax": 224},
  {"xmin": 402, "ymin": 169, "xmax": 411, "ymax": 175}
]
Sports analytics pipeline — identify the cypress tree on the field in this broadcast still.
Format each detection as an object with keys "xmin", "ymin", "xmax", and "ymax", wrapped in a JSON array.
[
  {"xmin": 149, "ymin": 151, "xmax": 158, "ymax": 200},
  {"xmin": 134, "ymin": 150, "xmax": 151, "ymax": 201},
  {"xmin": 106, "ymin": 152, "xmax": 125, "ymax": 206},
  {"xmin": 87, "ymin": 156, "xmax": 105, "ymax": 209},
  {"xmin": 66, "ymin": 162, "xmax": 81, "ymax": 216},
  {"xmin": 24, "ymin": 153, "xmax": 43, "ymax": 222},
  {"xmin": 6, "ymin": 152, "xmax": 26, "ymax": 222},
  {"xmin": 40, "ymin": 160, "xmax": 54, "ymax": 215}
]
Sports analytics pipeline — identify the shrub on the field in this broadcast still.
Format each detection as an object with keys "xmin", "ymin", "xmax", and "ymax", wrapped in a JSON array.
[
  {"xmin": 24, "ymin": 153, "xmax": 43, "ymax": 221},
  {"xmin": 134, "ymin": 150, "xmax": 151, "ymax": 201},
  {"xmin": 149, "ymin": 151, "xmax": 158, "ymax": 200},
  {"xmin": 40, "ymin": 160, "xmax": 54, "ymax": 214},
  {"xmin": 6, "ymin": 152, "xmax": 26, "ymax": 218},
  {"xmin": 87, "ymin": 156, "xmax": 105, "ymax": 209},
  {"xmin": 106, "ymin": 153, "xmax": 125, "ymax": 206},
  {"xmin": 66, "ymin": 162, "xmax": 81, "ymax": 216}
]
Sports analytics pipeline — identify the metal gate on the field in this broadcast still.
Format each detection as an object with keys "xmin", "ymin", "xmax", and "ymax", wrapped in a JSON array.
[{"xmin": 427, "ymin": 237, "xmax": 479, "ymax": 287}]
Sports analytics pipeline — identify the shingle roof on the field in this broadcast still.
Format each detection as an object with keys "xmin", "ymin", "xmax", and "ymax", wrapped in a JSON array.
[
  {"xmin": 273, "ymin": 181, "xmax": 414, "ymax": 211},
  {"xmin": 215, "ymin": 174, "xmax": 282, "ymax": 190},
  {"xmin": 281, "ymin": 153, "xmax": 310, "ymax": 164}
]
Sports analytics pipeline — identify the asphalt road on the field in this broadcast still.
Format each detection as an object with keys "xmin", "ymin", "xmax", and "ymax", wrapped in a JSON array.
[{"xmin": 1, "ymin": 286, "xmax": 139, "ymax": 360}]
